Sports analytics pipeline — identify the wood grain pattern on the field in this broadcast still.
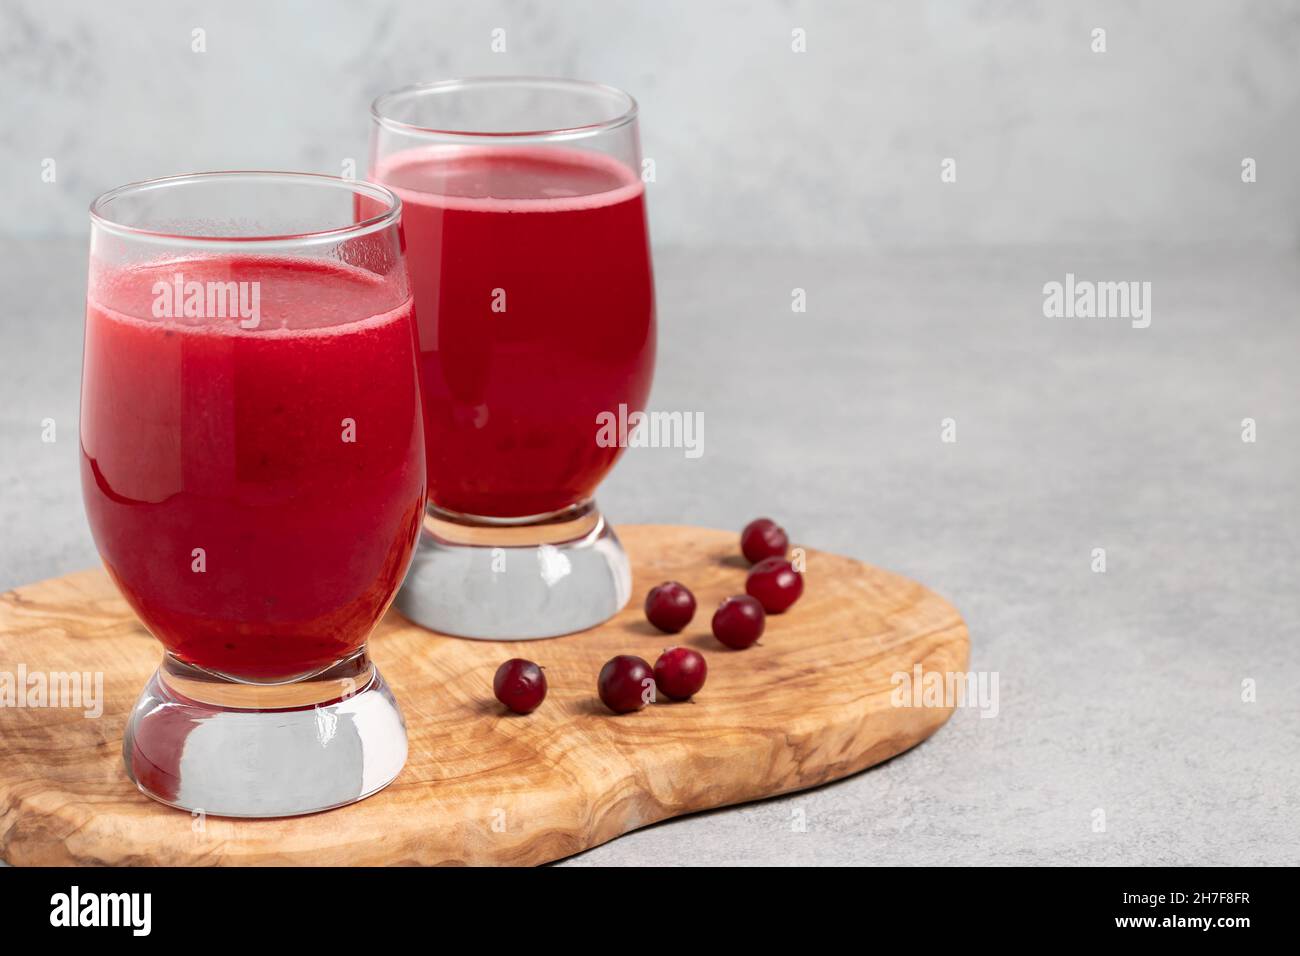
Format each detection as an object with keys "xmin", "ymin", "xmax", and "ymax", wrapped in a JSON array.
[{"xmin": 0, "ymin": 525, "xmax": 968, "ymax": 866}]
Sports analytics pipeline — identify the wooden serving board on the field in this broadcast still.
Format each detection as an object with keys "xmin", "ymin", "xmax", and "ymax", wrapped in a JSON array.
[{"xmin": 0, "ymin": 525, "xmax": 968, "ymax": 866}]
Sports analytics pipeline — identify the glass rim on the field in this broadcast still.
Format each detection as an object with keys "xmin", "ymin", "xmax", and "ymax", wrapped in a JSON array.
[
  {"xmin": 370, "ymin": 76, "xmax": 639, "ymax": 141},
  {"xmin": 88, "ymin": 170, "xmax": 403, "ymax": 249}
]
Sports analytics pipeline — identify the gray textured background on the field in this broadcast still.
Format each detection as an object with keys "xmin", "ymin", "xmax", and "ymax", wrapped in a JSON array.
[
  {"xmin": 2, "ymin": 0, "xmax": 1298, "ymax": 866},
  {"xmin": 4, "ymin": 0, "xmax": 1300, "ymax": 246}
]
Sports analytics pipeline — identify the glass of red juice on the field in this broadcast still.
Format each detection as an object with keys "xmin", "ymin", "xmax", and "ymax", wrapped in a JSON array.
[
  {"xmin": 369, "ymin": 78, "xmax": 656, "ymax": 639},
  {"xmin": 82, "ymin": 172, "xmax": 424, "ymax": 816}
]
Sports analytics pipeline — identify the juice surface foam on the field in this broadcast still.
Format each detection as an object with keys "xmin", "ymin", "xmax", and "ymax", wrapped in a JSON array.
[{"xmin": 373, "ymin": 144, "xmax": 644, "ymax": 213}]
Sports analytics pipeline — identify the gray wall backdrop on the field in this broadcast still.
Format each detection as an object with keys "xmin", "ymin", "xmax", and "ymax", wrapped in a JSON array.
[{"xmin": 3, "ymin": 0, "xmax": 1299, "ymax": 247}]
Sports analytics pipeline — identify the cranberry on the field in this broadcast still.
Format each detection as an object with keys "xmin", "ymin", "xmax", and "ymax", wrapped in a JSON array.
[
  {"xmin": 741, "ymin": 517, "xmax": 788, "ymax": 564},
  {"xmin": 597, "ymin": 655, "xmax": 655, "ymax": 713},
  {"xmin": 711, "ymin": 595, "xmax": 766, "ymax": 649},
  {"xmin": 746, "ymin": 557, "xmax": 804, "ymax": 613},
  {"xmin": 644, "ymin": 581, "xmax": 696, "ymax": 633},
  {"xmin": 493, "ymin": 658, "xmax": 547, "ymax": 714},
  {"xmin": 654, "ymin": 647, "xmax": 708, "ymax": 700}
]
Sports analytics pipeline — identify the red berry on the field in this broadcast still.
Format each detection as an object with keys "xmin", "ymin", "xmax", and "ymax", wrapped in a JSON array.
[
  {"xmin": 597, "ymin": 655, "xmax": 655, "ymax": 714},
  {"xmin": 493, "ymin": 658, "xmax": 547, "ymax": 714},
  {"xmin": 653, "ymin": 647, "xmax": 708, "ymax": 700},
  {"xmin": 711, "ymin": 595, "xmax": 766, "ymax": 649},
  {"xmin": 644, "ymin": 581, "xmax": 696, "ymax": 633},
  {"xmin": 741, "ymin": 517, "xmax": 789, "ymax": 564},
  {"xmin": 746, "ymin": 557, "xmax": 804, "ymax": 613}
]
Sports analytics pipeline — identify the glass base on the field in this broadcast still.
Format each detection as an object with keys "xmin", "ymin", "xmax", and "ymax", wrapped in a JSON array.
[
  {"xmin": 123, "ymin": 652, "xmax": 407, "ymax": 818},
  {"xmin": 395, "ymin": 500, "xmax": 632, "ymax": 640}
]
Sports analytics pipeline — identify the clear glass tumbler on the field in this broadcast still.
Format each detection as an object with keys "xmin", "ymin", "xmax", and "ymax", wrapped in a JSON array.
[
  {"xmin": 369, "ymin": 77, "xmax": 657, "ymax": 640},
  {"xmin": 82, "ymin": 172, "xmax": 423, "ymax": 816}
]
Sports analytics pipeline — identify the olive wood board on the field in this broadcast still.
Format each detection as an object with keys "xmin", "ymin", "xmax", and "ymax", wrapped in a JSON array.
[{"xmin": 0, "ymin": 524, "xmax": 969, "ymax": 865}]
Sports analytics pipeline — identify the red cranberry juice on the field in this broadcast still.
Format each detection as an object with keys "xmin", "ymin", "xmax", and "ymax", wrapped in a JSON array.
[
  {"xmin": 81, "ymin": 257, "xmax": 425, "ymax": 681},
  {"xmin": 373, "ymin": 145, "xmax": 656, "ymax": 518}
]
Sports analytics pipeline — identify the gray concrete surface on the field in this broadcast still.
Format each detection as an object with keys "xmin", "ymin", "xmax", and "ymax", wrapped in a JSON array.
[{"xmin": 2, "ymin": 238, "xmax": 1296, "ymax": 865}]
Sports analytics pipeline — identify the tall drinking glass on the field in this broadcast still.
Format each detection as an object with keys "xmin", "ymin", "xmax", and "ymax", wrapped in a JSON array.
[
  {"xmin": 83, "ymin": 172, "xmax": 423, "ymax": 816},
  {"xmin": 369, "ymin": 77, "xmax": 656, "ymax": 639}
]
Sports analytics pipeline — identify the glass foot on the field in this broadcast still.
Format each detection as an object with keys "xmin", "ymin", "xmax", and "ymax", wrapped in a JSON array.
[
  {"xmin": 123, "ymin": 652, "xmax": 407, "ymax": 818},
  {"xmin": 395, "ymin": 501, "xmax": 632, "ymax": 640}
]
